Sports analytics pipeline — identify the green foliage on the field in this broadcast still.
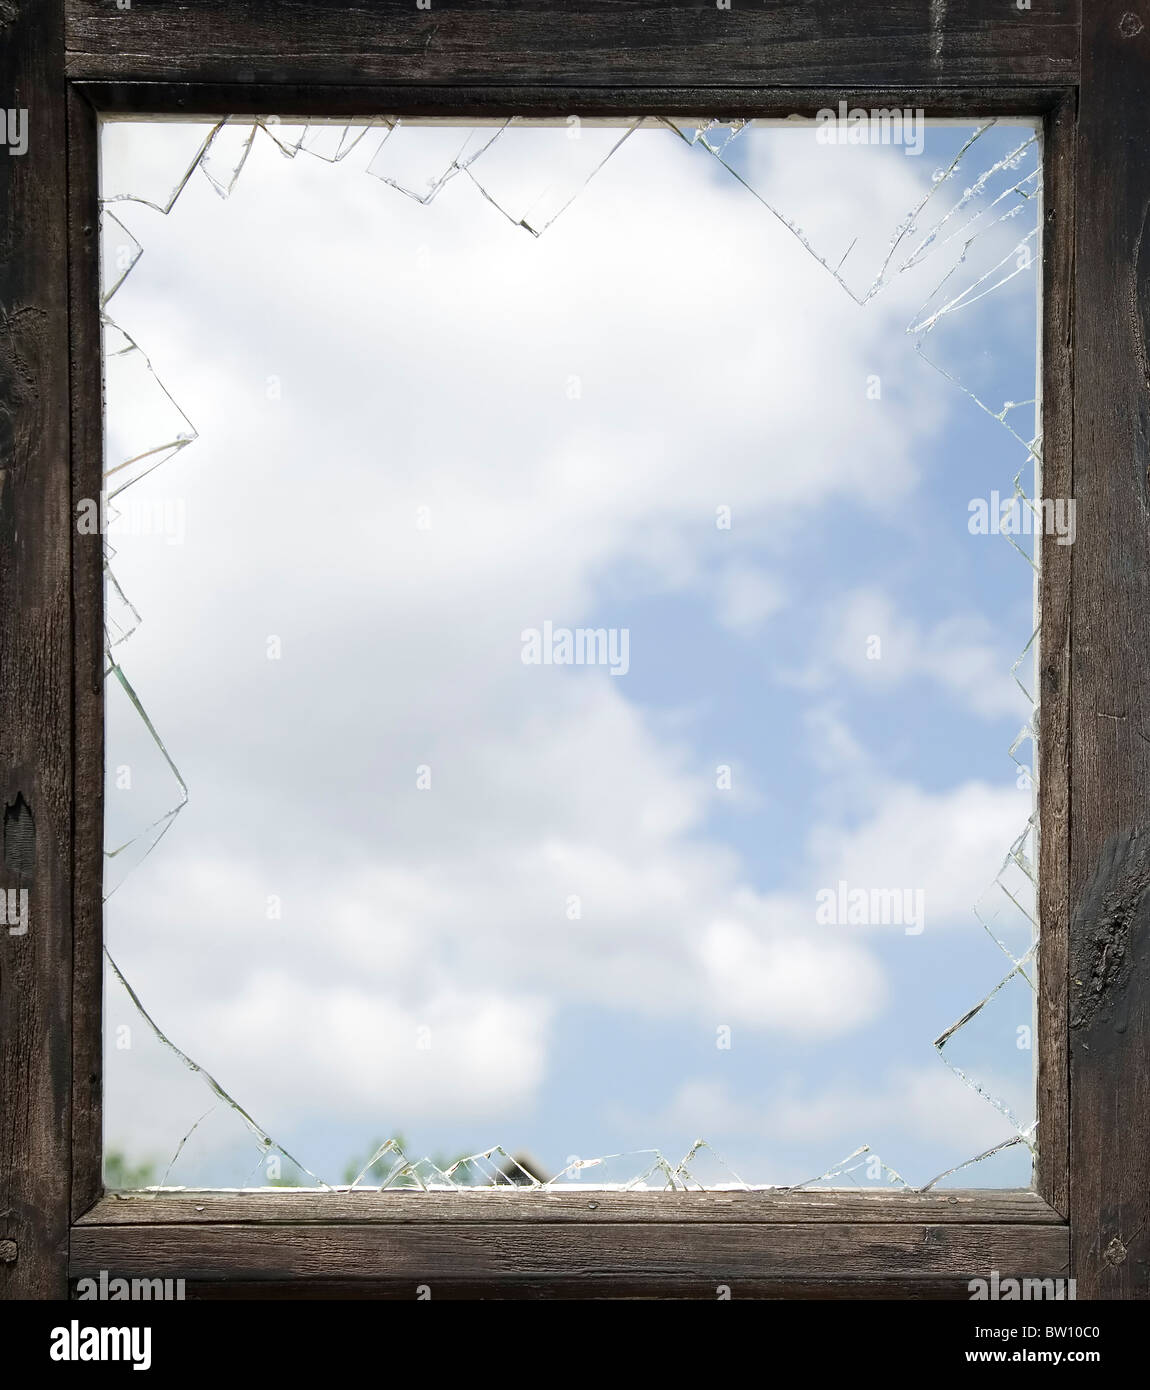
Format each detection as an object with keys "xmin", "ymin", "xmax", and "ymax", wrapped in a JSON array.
[
  {"xmin": 266, "ymin": 1168, "xmax": 303, "ymax": 1187},
  {"xmin": 341, "ymin": 1135, "xmax": 472, "ymax": 1185},
  {"xmin": 104, "ymin": 1138, "xmax": 482, "ymax": 1189},
  {"xmin": 103, "ymin": 1148, "xmax": 159, "ymax": 1190}
]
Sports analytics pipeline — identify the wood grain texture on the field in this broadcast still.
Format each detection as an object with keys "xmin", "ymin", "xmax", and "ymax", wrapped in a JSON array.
[
  {"xmin": 75, "ymin": 82, "xmax": 1071, "ymax": 121},
  {"xmin": 67, "ymin": 88, "xmax": 104, "ymax": 1225},
  {"xmin": 70, "ymin": 1219, "xmax": 1069, "ymax": 1284},
  {"xmin": 12, "ymin": 0, "xmax": 1102, "ymax": 1303},
  {"xmin": 77, "ymin": 1188, "xmax": 1064, "ymax": 1226},
  {"xmin": 1035, "ymin": 94, "xmax": 1074, "ymax": 1220},
  {"xmin": 1069, "ymin": 0, "xmax": 1150, "ymax": 1299},
  {"xmin": 0, "ymin": 0, "xmax": 73, "ymax": 1300},
  {"xmin": 64, "ymin": 0, "xmax": 1080, "ymax": 88},
  {"xmin": 132, "ymin": 1275, "xmax": 996, "ymax": 1299}
]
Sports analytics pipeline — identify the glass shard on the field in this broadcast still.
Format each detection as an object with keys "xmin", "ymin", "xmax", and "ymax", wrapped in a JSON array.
[
  {"xmin": 366, "ymin": 121, "xmax": 502, "ymax": 204},
  {"xmin": 98, "ymin": 115, "xmax": 1044, "ymax": 1193}
]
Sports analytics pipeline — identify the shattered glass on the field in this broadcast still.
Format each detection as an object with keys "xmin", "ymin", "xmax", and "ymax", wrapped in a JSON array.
[{"xmin": 98, "ymin": 114, "xmax": 1043, "ymax": 1192}]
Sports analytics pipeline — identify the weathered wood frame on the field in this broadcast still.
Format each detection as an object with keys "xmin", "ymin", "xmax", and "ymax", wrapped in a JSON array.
[{"xmin": 1, "ymin": 0, "xmax": 1146, "ymax": 1299}]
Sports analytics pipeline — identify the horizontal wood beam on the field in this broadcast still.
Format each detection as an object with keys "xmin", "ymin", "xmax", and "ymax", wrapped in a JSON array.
[
  {"xmin": 77, "ymin": 1188, "xmax": 1065, "ymax": 1226},
  {"xmin": 75, "ymin": 81, "xmax": 1072, "ymax": 120},
  {"xmin": 65, "ymin": 0, "xmax": 1080, "ymax": 89},
  {"xmin": 71, "ymin": 1219, "xmax": 1070, "ymax": 1283},
  {"xmin": 148, "ymin": 1275, "xmax": 1008, "ymax": 1299}
]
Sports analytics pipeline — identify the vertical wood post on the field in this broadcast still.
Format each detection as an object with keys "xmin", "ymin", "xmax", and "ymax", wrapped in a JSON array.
[
  {"xmin": 0, "ymin": 0, "xmax": 73, "ymax": 1299},
  {"xmin": 1070, "ymin": 0, "xmax": 1150, "ymax": 1298}
]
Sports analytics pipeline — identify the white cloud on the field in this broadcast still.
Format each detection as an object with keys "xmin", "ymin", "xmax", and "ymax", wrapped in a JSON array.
[
  {"xmin": 713, "ymin": 562, "xmax": 786, "ymax": 633},
  {"xmin": 697, "ymin": 916, "xmax": 885, "ymax": 1035},
  {"xmin": 804, "ymin": 587, "xmax": 1029, "ymax": 720},
  {"xmin": 98, "ymin": 120, "xmax": 1033, "ymax": 1173},
  {"xmin": 198, "ymin": 974, "xmax": 551, "ymax": 1127},
  {"xmin": 650, "ymin": 1065, "xmax": 1022, "ymax": 1163},
  {"xmin": 808, "ymin": 778, "xmax": 1031, "ymax": 928}
]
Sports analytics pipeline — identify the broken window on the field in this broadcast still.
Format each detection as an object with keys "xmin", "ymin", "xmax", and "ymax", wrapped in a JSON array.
[{"xmin": 97, "ymin": 113, "xmax": 1043, "ymax": 1191}]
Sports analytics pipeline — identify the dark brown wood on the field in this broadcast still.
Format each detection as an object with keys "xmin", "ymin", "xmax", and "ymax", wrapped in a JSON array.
[
  {"xmin": 0, "ymin": 0, "xmax": 74, "ymax": 1300},
  {"xmin": 1069, "ymin": 0, "xmax": 1150, "ymax": 1299},
  {"xmin": 67, "ymin": 87, "xmax": 104, "ymax": 1225},
  {"xmin": 58, "ymin": 81, "xmax": 1079, "ymax": 1291},
  {"xmin": 64, "ymin": 0, "xmax": 1080, "ymax": 89},
  {"xmin": 77, "ymin": 1188, "xmax": 1064, "ymax": 1226},
  {"xmin": 4, "ymin": 0, "xmax": 1116, "ymax": 1304},
  {"xmin": 74, "ymin": 82, "xmax": 1071, "ymax": 121},
  {"xmin": 70, "ymin": 1219, "xmax": 1069, "ymax": 1284},
  {"xmin": 1035, "ymin": 94, "xmax": 1074, "ymax": 1220},
  {"xmin": 159, "ymin": 1275, "xmax": 982, "ymax": 1299}
]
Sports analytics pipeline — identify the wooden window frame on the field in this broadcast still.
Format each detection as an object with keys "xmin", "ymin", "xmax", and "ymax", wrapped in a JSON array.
[{"xmin": 1, "ymin": 0, "xmax": 1145, "ymax": 1299}]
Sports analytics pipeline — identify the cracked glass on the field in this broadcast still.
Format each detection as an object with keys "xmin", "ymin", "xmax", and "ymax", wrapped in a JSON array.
[{"xmin": 97, "ymin": 113, "xmax": 1044, "ymax": 1192}]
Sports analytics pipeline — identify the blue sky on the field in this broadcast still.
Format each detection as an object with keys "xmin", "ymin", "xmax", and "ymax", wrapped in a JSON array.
[{"xmin": 99, "ymin": 115, "xmax": 1042, "ymax": 1189}]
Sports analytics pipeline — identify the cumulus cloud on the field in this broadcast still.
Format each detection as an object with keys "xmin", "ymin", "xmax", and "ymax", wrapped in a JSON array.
[
  {"xmin": 99, "ymin": 119, "xmax": 1036, "ymax": 1177},
  {"xmin": 807, "ymin": 779, "xmax": 1030, "ymax": 928},
  {"xmin": 642, "ymin": 1064, "xmax": 1024, "ymax": 1178},
  {"xmin": 801, "ymin": 586, "xmax": 1029, "ymax": 721}
]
